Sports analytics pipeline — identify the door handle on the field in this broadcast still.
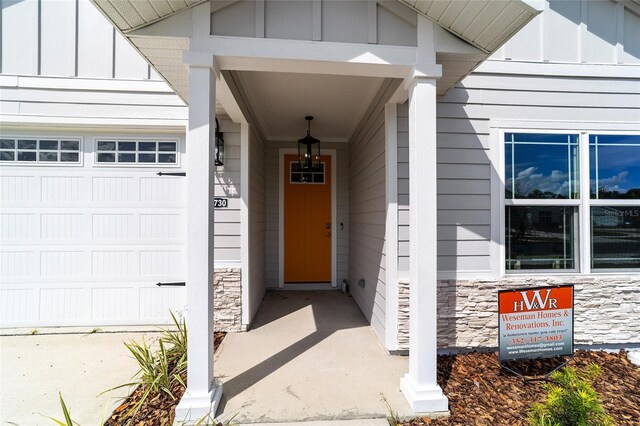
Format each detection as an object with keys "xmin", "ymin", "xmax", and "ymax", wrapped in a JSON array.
[
  {"xmin": 326, "ymin": 223, "xmax": 331, "ymax": 229},
  {"xmin": 326, "ymin": 231, "xmax": 331, "ymax": 237}
]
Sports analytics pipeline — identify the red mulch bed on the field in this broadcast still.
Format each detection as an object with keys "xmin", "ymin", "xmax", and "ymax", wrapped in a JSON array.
[
  {"xmin": 104, "ymin": 332, "xmax": 226, "ymax": 426},
  {"xmin": 402, "ymin": 350, "xmax": 640, "ymax": 425}
]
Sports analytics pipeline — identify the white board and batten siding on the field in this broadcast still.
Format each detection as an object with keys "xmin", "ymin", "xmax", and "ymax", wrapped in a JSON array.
[
  {"xmin": 490, "ymin": 0, "xmax": 640, "ymax": 65},
  {"xmin": 211, "ymin": 0, "xmax": 417, "ymax": 47},
  {"xmin": 1, "ymin": 0, "xmax": 156, "ymax": 79}
]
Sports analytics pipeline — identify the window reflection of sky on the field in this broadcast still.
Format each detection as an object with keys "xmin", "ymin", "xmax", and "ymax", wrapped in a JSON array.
[
  {"xmin": 506, "ymin": 142, "xmax": 577, "ymax": 199},
  {"xmin": 590, "ymin": 136, "xmax": 640, "ymax": 198}
]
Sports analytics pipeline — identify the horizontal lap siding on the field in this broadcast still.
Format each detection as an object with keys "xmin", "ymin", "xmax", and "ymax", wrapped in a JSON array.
[
  {"xmin": 215, "ymin": 118, "xmax": 242, "ymax": 263},
  {"xmin": 249, "ymin": 125, "xmax": 267, "ymax": 322},
  {"xmin": 349, "ymin": 90, "xmax": 389, "ymax": 344},
  {"xmin": 399, "ymin": 70, "xmax": 640, "ymax": 278}
]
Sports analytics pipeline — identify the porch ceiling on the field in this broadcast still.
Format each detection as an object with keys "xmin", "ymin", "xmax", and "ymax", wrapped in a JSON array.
[{"xmin": 236, "ymin": 71, "xmax": 383, "ymax": 143}]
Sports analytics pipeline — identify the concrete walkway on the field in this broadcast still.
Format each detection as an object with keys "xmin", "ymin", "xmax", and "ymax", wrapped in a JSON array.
[
  {"xmin": 215, "ymin": 290, "xmax": 413, "ymax": 424},
  {"xmin": 0, "ymin": 328, "xmax": 158, "ymax": 426}
]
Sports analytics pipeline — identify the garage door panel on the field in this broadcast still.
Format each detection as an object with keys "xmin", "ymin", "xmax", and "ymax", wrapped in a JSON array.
[
  {"xmin": 1, "ymin": 137, "xmax": 188, "ymax": 326},
  {"xmin": 0, "ymin": 175, "xmax": 35, "ymax": 202}
]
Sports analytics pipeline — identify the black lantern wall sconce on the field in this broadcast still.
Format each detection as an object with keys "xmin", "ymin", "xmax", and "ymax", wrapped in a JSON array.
[
  {"xmin": 215, "ymin": 117, "xmax": 224, "ymax": 166},
  {"xmin": 297, "ymin": 116, "xmax": 321, "ymax": 172}
]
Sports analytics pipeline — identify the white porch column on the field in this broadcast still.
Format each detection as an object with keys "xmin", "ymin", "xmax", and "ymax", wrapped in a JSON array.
[
  {"xmin": 399, "ymin": 70, "xmax": 448, "ymax": 413},
  {"xmin": 175, "ymin": 52, "xmax": 223, "ymax": 421}
]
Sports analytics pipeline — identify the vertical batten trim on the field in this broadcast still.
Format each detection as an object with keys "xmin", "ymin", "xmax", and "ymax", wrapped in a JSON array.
[
  {"xmin": 0, "ymin": 3, "xmax": 4, "ymax": 73},
  {"xmin": 385, "ymin": 103, "xmax": 399, "ymax": 351},
  {"xmin": 74, "ymin": 0, "xmax": 79, "ymax": 77},
  {"xmin": 255, "ymin": 0, "xmax": 265, "ymax": 38},
  {"xmin": 112, "ymin": 28, "xmax": 117, "ymax": 78},
  {"xmin": 240, "ymin": 122, "xmax": 250, "ymax": 324},
  {"xmin": 579, "ymin": 132, "xmax": 591, "ymax": 274},
  {"xmin": 368, "ymin": 0, "xmax": 377, "ymax": 44},
  {"xmin": 312, "ymin": 0, "xmax": 322, "ymax": 41},
  {"xmin": 579, "ymin": 0, "xmax": 588, "ymax": 63},
  {"xmin": 615, "ymin": 2, "xmax": 624, "ymax": 64},
  {"xmin": 489, "ymin": 125, "xmax": 502, "ymax": 278},
  {"xmin": 37, "ymin": 0, "xmax": 41, "ymax": 75},
  {"xmin": 278, "ymin": 148, "xmax": 285, "ymax": 287}
]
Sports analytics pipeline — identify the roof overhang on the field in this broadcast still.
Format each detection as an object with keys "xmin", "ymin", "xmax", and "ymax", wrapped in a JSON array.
[{"xmin": 91, "ymin": 0, "xmax": 542, "ymax": 104}]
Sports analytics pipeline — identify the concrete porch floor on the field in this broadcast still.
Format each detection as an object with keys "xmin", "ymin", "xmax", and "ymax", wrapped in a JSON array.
[{"xmin": 214, "ymin": 290, "xmax": 415, "ymax": 424}]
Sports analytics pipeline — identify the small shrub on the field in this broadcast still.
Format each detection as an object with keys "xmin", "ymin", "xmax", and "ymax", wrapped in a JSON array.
[
  {"xmin": 528, "ymin": 364, "xmax": 613, "ymax": 426},
  {"xmin": 101, "ymin": 310, "xmax": 187, "ymax": 422}
]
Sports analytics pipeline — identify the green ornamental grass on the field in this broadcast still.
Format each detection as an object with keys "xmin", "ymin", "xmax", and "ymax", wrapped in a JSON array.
[{"xmin": 528, "ymin": 364, "xmax": 613, "ymax": 426}]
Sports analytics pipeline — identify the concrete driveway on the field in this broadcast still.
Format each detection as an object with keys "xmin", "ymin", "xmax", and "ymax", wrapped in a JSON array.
[{"xmin": 0, "ymin": 328, "xmax": 158, "ymax": 426}]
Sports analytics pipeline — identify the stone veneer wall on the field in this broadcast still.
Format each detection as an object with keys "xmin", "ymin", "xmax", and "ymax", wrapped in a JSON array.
[
  {"xmin": 214, "ymin": 268, "xmax": 243, "ymax": 332},
  {"xmin": 398, "ymin": 276, "xmax": 640, "ymax": 350}
]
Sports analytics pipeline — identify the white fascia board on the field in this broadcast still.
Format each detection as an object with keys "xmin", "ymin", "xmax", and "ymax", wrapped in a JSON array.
[{"xmin": 208, "ymin": 36, "xmax": 416, "ymax": 77}]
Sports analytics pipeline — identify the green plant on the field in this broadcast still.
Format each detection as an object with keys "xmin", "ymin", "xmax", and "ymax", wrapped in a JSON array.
[
  {"xmin": 381, "ymin": 394, "xmax": 401, "ymax": 426},
  {"xmin": 46, "ymin": 393, "xmax": 76, "ymax": 426},
  {"xmin": 528, "ymin": 364, "xmax": 613, "ymax": 426},
  {"xmin": 29, "ymin": 328, "xmax": 38, "ymax": 335},
  {"xmin": 161, "ymin": 310, "xmax": 187, "ymax": 362},
  {"xmin": 100, "ymin": 310, "xmax": 187, "ymax": 423},
  {"xmin": 83, "ymin": 327, "xmax": 103, "ymax": 336}
]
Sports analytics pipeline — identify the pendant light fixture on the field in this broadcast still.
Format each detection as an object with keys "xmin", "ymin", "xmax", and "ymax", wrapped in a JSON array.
[{"xmin": 297, "ymin": 115, "xmax": 321, "ymax": 173}]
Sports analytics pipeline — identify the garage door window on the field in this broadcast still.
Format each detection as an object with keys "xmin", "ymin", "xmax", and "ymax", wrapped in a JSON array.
[
  {"xmin": 0, "ymin": 138, "xmax": 81, "ymax": 164},
  {"xmin": 96, "ymin": 140, "xmax": 178, "ymax": 165}
]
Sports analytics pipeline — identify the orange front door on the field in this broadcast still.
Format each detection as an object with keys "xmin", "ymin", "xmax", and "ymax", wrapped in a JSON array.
[{"xmin": 284, "ymin": 154, "xmax": 332, "ymax": 283}]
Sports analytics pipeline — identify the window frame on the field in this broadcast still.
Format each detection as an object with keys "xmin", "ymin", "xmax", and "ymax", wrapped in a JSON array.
[
  {"xmin": 0, "ymin": 136, "xmax": 83, "ymax": 166},
  {"xmin": 93, "ymin": 137, "xmax": 181, "ymax": 168},
  {"xmin": 289, "ymin": 161, "xmax": 326, "ymax": 185},
  {"xmin": 498, "ymin": 127, "xmax": 640, "ymax": 276}
]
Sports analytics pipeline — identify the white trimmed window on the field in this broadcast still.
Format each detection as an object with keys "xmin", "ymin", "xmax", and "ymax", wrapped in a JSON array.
[
  {"xmin": 95, "ymin": 140, "xmax": 178, "ymax": 165},
  {"xmin": 505, "ymin": 132, "xmax": 640, "ymax": 273},
  {"xmin": 0, "ymin": 138, "xmax": 81, "ymax": 164}
]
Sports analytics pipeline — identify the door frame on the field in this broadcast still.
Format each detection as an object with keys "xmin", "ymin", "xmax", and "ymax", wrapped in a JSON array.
[{"xmin": 279, "ymin": 147, "xmax": 337, "ymax": 288}]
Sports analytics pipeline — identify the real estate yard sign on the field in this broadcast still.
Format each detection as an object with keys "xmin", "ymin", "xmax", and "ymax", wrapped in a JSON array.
[{"xmin": 498, "ymin": 285, "xmax": 574, "ymax": 361}]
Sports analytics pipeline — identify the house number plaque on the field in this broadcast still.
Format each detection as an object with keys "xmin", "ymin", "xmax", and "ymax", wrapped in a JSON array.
[{"xmin": 213, "ymin": 198, "xmax": 228, "ymax": 208}]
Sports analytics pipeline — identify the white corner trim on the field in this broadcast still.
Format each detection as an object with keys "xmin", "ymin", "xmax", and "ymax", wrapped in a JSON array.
[
  {"xmin": 240, "ymin": 122, "xmax": 250, "ymax": 325},
  {"xmin": 278, "ymin": 148, "xmax": 338, "ymax": 288},
  {"xmin": 384, "ymin": 103, "xmax": 399, "ymax": 351}
]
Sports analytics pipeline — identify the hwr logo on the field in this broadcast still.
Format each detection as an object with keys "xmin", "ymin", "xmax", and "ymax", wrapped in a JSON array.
[{"xmin": 514, "ymin": 289, "xmax": 558, "ymax": 312}]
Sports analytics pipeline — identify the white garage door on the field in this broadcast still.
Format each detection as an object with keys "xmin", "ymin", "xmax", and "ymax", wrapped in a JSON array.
[{"xmin": 0, "ymin": 134, "xmax": 187, "ymax": 327}]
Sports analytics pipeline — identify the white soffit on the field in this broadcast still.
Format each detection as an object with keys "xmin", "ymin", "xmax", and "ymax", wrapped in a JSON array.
[
  {"xmin": 92, "ymin": 0, "xmax": 206, "ymax": 32},
  {"xmin": 399, "ymin": 0, "xmax": 541, "ymax": 53}
]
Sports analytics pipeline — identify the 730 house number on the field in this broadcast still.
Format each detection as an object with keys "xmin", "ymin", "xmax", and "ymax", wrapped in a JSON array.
[{"xmin": 213, "ymin": 198, "xmax": 228, "ymax": 208}]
